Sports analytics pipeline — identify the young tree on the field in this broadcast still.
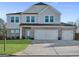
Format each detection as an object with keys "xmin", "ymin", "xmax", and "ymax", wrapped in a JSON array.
[{"xmin": 0, "ymin": 18, "xmax": 7, "ymax": 54}]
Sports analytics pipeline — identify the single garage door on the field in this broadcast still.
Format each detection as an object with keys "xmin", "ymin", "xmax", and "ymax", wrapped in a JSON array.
[
  {"xmin": 62, "ymin": 30, "xmax": 74, "ymax": 40},
  {"xmin": 34, "ymin": 29, "xmax": 58, "ymax": 40}
]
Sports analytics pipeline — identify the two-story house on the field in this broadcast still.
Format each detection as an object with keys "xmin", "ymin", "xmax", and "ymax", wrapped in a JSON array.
[{"xmin": 6, "ymin": 2, "xmax": 76, "ymax": 40}]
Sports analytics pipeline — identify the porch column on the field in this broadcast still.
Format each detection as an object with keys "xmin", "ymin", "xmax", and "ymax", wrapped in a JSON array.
[{"xmin": 20, "ymin": 27, "xmax": 22, "ymax": 39}]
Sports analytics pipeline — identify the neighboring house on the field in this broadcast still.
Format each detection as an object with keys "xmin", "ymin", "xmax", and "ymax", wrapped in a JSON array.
[
  {"xmin": 76, "ymin": 27, "xmax": 79, "ymax": 33},
  {"xmin": 75, "ymin": 22, "xmax": 79, "ymax": 39},
  {"xmin": 76, "ymin": 25, "xmax": 79, "ymax": 32},
  {"xmin": 6, "ymin": 2, "xmax": 76, "ymax": 40},
  {"xmin": 67, "ymin": 22, "xmax": 76, "ymax": 25},
  {"xmin": 76, "ymin": 20, "xmax": 79, "ymax": 33}
]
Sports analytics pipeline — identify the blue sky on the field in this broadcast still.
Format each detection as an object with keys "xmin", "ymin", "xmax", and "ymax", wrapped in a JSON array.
[{"xmin": 0, "ymin": 2, "xmax": 79, "ymax": 22}]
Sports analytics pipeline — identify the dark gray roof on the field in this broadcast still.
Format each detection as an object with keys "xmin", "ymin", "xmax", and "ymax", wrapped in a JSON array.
[
  {"xmin": 6, "ymin": 12, "xmax": 38, "ymax": 15},
  {"xmin": 34, "ymin": 2, "xmax": 48, "ymax": 5},
  {"xmin": 20, "ymin": 23, "xmax": 75, "ymax": 26},
  {"xmin": 60, "ymin": 23, "xmax": 75, "ymax": 26},
  {"xmin": 6, "ymin": 12, "xmax": 22, "ymax": 15}
]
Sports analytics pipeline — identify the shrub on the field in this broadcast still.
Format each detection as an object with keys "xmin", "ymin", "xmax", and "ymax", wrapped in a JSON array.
[
  {"xmin": 11, "ymin": 36, "xmax": 15, "ymax": 39},
  {"xmin": 27, "ymin": 36, "xmax": 34, "ymax": 40},
  {"xmin": 6, "ymin": 37, "xmax": 11, "ymax": 40},
  {"xmin": 16, "ymin": 36, "xmax": 19, "ymax": 39},
  {"xmin": 22, "ymin": 36, "xmax": 25, "ymax": 39},
  {"xmin": 0, "ymin": 35, "xmax": 4, "ymax": 40}
]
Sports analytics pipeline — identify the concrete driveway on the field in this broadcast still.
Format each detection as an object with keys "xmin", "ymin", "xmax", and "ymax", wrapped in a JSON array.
[{"xmin": 15, "ymin": 40, "xmax": 79, "ymax": 56}]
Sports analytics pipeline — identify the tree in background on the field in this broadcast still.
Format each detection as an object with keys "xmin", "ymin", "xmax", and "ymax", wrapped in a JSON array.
[
  {"xmin": 0, "ymin": 18, "xmax": 5, "ymax": 39},
  {"xmin": 0, "ymin": 18, "xmax": 7, "ymax": 54}
]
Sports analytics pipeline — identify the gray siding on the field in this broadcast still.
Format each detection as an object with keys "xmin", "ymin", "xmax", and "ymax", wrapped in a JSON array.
[
  {"xmin": 6, "ymin": 4, "xmax": 61, "ymax": 38},
  {"xmin": 38, "ymin": 6, "xmax": 61, "ymax": 24}
]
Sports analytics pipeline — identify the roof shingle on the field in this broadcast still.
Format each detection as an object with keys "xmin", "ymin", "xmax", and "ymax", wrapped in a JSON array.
[{"xmin": 20, "ymin": 23, "xmax": 75, "ymax": 26}]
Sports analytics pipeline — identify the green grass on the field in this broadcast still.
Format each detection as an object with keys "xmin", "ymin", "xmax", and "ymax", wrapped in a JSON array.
[{"xmin": 0, "ymin": 39, "xmax": 31, "ymax": 55}]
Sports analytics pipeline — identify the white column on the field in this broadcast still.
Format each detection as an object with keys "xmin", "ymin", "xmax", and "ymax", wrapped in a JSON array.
[{"xmin": 20, "ymin": 27, "xmax": 22, "ymax": 39}]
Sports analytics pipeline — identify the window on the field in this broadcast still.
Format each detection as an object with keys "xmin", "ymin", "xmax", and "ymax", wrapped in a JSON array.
[
  {"xmin": 16, "ymin": 17, "xmax": 19, "ymax": 23},
  {"xmin": 15, "ymin": 30, "xmax": 19, "ymax": 33},
  {"xmin": 31, "ymin": 16, "xmax": 35, "ymax": 22},
  {"xmin": 11, "ymin": 29, "xmax": 19, "ymax": 33},
  {"xmin": 11, "ymin": 17, "xmax": 14, "ymax": 23},
  {"xmin": 45, "ymin": 16, "xmax": 49, "ymax": 22},
  {"xmin": 45, "ymin": 16, "xmax": 54, "ymax": 23},
  {"xmin": 26, "ymin": 16, "xmax": 35, "ymax": 23},
  {"xmin": 11, "ymin": 30, "xmax": 15, "ymax": 33},
  {"xmin": 26, "ymin": 16, "xmax": 30, "ymax": 22},
  {"xmin": 50, "ymin": 16, "xmax": 54, "ymax": 22}
]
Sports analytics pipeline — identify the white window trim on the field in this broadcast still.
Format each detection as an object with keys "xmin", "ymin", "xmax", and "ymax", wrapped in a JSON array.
[
  {"xmin": 44, "ymin": 16, "xmax": 50, "ymax": 23},
  {"xmin": 11, "ymin": 30, "xmax": 15, "ymax": 33},
  {"xmin": 31, "ymin": 16, "xmax": 36, "ymax": 23},
  {"xmin": 15, "ymin": 16, "xmax": 20, "ymax": 23},
  {"xmin": 26, "ymin": 16, "xmax": 30, "ymax": 23},
  {"xmin": 15, "ymin": 29, "xmax": 20, "ymax": 33},
  {"xmin": 10, "ymin": 16, "xmax": 19, "ymax": 23},
  {"xmin": 44, "ymin": 16, "xmax": 54, "ymax": 23},
  {"xmin": 50, "ymin": 16, "xmax": 55, "ymax": 22},
  {"xmin": 26, "ymin": 16, "xmax": 36, "ymax": 23},
  {"xmin": 11, "ymin": 16, "xmax": 15, "ymax": 23}
]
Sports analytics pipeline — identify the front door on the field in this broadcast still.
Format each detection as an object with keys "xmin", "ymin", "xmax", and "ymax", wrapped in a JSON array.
[{"xmin": 27, "ymin": 30, "xmax": 30, "ymax": 37}]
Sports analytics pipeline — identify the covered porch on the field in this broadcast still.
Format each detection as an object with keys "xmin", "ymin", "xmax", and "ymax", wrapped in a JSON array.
[
  {"xmin": 20, "ymin": 27, "xmax": 34, "ymax": 39},
  {"xmin": 19, "ymin": 23, "xmax": 61, "ymax": 39},
  {"xmin": 19, "ymin": 23, "xmax": 75, "ymax": 40}
]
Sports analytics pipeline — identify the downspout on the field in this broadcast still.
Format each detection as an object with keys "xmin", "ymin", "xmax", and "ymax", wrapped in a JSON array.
[{"xmin": 58, "ymin": 25, "xmax": 62, "ymax": 40}]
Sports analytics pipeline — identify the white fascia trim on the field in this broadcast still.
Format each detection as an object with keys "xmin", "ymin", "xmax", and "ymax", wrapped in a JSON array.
[
  {"xmin": 38, "ymin": 6, "xmax": 49, "ymax": 14},
  {"xmin": 44, "ymin": 16, "xmax": 55, "ymax": 24}
]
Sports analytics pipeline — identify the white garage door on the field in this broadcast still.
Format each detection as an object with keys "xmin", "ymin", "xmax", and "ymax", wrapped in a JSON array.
[
  {"xmin": 62, "ymin": 30, "xmax": 74, "ymax": 40},
  {"xmin": 34, "ymin": 29, "xmax": 58, "ymax": 40}
]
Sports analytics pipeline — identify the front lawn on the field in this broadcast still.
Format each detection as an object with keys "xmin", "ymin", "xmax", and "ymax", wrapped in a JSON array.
[{"xmin": 0, "ymin": 39, "xmax": 31, "ymax": 55}]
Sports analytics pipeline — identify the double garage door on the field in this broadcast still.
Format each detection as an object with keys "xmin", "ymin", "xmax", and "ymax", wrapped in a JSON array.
[
  {"xmin": 34, "ymin": 29, "xmax": 58, "ymax": 40},
  {"xmin": 34, "ymin": 29, "xmax": 74, "ymax": 40}
]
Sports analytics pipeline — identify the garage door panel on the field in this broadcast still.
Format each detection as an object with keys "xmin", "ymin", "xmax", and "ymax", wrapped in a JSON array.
[
  {"xmin": 34, "ymin": 29, "xmax": 58, "ymax": 40},
  {"xmin": 62, "ymin": 30, "xmax": 73, "ymax": 40}
]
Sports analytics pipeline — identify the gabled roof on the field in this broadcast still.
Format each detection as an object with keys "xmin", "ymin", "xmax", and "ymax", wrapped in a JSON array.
[
  {"xmin": 23, "ymin": 3, "xmax": 48, "ymax": 13},
  {"xmin": 34, "ymin": 2, "xmax": 48, "ymax": 5},
  {"xmin": 23, "ymin": 2, "xmax": 61, "ymax": 14},
  {"xmin": 7, "ymin": 2, "xmax": 61, "ymax": 15}
]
